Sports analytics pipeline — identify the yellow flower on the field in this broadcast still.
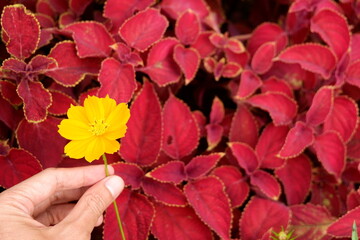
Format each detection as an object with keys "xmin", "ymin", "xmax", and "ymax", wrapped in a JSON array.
[{"xmin": 58, "ymin": 95, "xmax": 130, "ymax": 162}]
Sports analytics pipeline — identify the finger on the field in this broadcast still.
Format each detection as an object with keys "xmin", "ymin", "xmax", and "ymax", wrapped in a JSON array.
[
  {"xmin": 0, "ymin": 165, "xmax": 114, "ymax": 215},
  {"xmin": 95, "ymin": 215, "xmax": 104, "ymax": 227},
  {"xmin": 59, "ymin": 175, "xmax": 124, "ymax": 234},
  {"xmin": 35, "ymin": 203, "xmax": 103, "ymax": 227},
  {"xmin": 35, "ymin": 204, "xmax": 75, "ymax": 226},
  {"xmin": 33, "ymin": 187, "xmax": 88, "ymax": 217}
]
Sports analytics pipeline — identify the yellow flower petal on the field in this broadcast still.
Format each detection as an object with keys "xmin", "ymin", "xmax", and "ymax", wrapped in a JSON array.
[
  {"xmin": 58, "ymin": 119, "xmax": 92, "ymax": 140},
  {"xmin": 101, "ymin": 95, "xmax": 117, "ymax": 118},
  {"xmin": 103, "ymin": 125, "xmax": 127, "ymax": 140},
  {"xmin": 106, "ymin": 103, "xmax": 130, "ymax": 132},
  {"xmin": 67, "ymin": 105, "xmax": 89, "ymax": 123},
  {"xmin": 84, "ymin": 96, "xmax": 105, "ymax": 123},
  {"xmin": 84, "ymin": 137, "xmax": 105, "ymax": 162},
  {"xmin": 64, "ymin": 137, "xmax": 95, "ymax": 159},
  {"xmin": 103, "ymin": 138, "xmax": 120, "ymax": 154}
]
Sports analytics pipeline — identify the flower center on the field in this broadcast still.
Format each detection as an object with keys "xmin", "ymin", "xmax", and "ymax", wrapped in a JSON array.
[{"xmin": 89, "ymin": 119, "xmax": 108, "ymax": 136}]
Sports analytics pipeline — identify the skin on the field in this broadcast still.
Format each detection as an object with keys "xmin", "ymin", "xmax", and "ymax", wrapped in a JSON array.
[{"xmin": 0, "ymin": 165, "xmax": 124, "ymax": 240}]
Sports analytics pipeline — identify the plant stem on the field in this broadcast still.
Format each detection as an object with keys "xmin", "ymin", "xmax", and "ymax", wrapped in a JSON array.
[{"xmin": 102, "ymin": 154, "xmax": 126, "ymax": 240}]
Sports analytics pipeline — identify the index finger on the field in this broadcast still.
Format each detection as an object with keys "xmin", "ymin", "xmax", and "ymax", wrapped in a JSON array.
[{"xmin": 0, "ymin": 165, "xmax": 114, "ymax": 215}]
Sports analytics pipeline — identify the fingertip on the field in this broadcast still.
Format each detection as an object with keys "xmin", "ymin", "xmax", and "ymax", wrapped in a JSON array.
[{"xmin": 104, "ymin": 176, "xmax": 124, "ymax": 198}]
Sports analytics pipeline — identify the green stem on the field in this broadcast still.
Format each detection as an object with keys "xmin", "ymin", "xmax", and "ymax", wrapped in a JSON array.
[{"xmin": 102, "ymin": 154, "xmax": 126, "ymax": 240}]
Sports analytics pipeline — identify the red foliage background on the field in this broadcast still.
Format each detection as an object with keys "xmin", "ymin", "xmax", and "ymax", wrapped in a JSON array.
[{"xmin": 1, "ymin": 0, "xmax": 360, "ymax": 239}]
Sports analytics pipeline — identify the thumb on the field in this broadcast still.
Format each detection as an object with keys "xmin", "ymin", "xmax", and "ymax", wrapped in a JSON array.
[{"xmin": 59, "ymin": 175, "xmax": 124, "ymax": 234}]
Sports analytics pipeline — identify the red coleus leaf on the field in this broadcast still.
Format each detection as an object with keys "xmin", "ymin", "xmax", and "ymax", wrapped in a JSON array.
[
  {"xmin": 193, "ymin": 110, "xmax": 206, "ymax": 137},
  {"xmin": 17, "ymin": 80, "xmax": 51, "ymax": 123},
  {"xmin": 256, "ymin": 123, "xmax": 289, "ymax": 169},
  {"xmin": 229, "ymin": 142, "xmax": 259, "ymax": 174},
  {"xmin": 69, "ymin": 0, "xmax": 92, "ymax": 16},
  {"xmin": 310, "ymin": 9, "xmax": 350, "ymax": 60},
  {"xmin": 2, "ymin": 57, "xmax": 26, "ymax": 72},
  {"xmin": 247, "ymin": 22, "xmax": 287, "ymax": 56},
  {"xmin": 240, "ymin": 197, "xmax": 290, "ymax": 240},
  {"xmin": 261, "ymin": 77, "xmax": 294, "ymax": 98},
  {"xmin": 36, "ymin": 0, "xmax": 55, "ymax": 17},
  {"xmin": 211, "ymin": 165, "xmax": 249, "ymax": 208},
  {"xmin": 347, "ymin": 120, "xmax": 360, "ymax": 159},
  {"xmin": 343, "ymin": 162, "xmax": 360, "ymax": 183},
  {"xmin": 119, "ymin": 8, "xmax": 168, "ymax": 52},
  {"xmin": 152, "ymin": 203, "xmax": 213, "ymax": 240},
  {"xmin": 310, "ymin": 182, "xmax": 341, "ymax": 217},
  {"xmin": 0, "ymin": 94, "xmax": 22, "ymax": 131},
  {"xmin": 173, "ymin": 44, "xmax": 200, "ymax": 84},
  {"xmin": 185, "ymin": 176, "xmax": 232, "ymax": 240},
  {"xmin": 48, "ymin": 90, "xmax": 76, "ymax": 116},
  {"xmin": 0, "ymin": 80, "xmax": 22, "ymax": 105},
  {"xmin": 351, "ymin": 34, "xmax": 360, "ymax": 61},
  {"xmin": 104, "ymin": 189, "xmax": 154, "ymax": 240},
  {"xmin": 147, "ymin": 161, "xmax": 186, "ymax": 184},
  {"xmin": 251, "ymin": 170, "xmax": 281, "ymax": 200},
  {"xmin": 16, "ymin": 117, "xmax": 67, "ymax": 168},
  {"xmin": 141, "ymin": 177, "xmax": 187, "ymax": 206},
  {"xmin": 229, "ymin": 104, "xmax": 258, "ymax": 148},
  {"xmin": 265, "ymin": 61, "xmax": 316, "ymax": 90},
  {"xmin": 275, "ymin": 155, "xmax": 312, "ymax": 205},
  {"xmin": 206, "ymin": 123, "xmax": 223, "ymax": 151},
  {"xmin": 162, "ymin": 94, "xmax": 199, "ymax": 159},
  {"xmin": 28, "ymin": 54, "xmax": 56, "ymax": 72},
  {"xmin": 98, "ymin": 58, "xmax": 136, "ymax": 103},
  {"xmin": 112, "ymin": 162, "xmax": 144, "ymax": 189},
  {"xmin": 120, "ymin": 81, "xmax": 162, "ymax": 166},
  {"xmin": 324, "ymin": 96, "xmax": 358, "ymax": 143},
  {"xmin": 247, "ymin": 92, "xmax": 298, "ymax": 126},
  {"xmin": 45, "ymin": 41, "xmax": 101, "ymax": 86},
  {"xmin": 206, "ymin": 97, "xmax": 225, "ymax": 150},
  {"xmin": 64, "ymin": 21, "xmax": 115, "ymax": 58},
  {"xmin": 1, "ymin": 4, "xmax": 40, "ymax": 59},
  {"xmin": 141, "ymin": 38, "xmax": 181, "ymax": 87},
  {"xmin": 191, "ymin": 31, "xmax": 216, "ymax": 58},
  {"xmin": 290, "ymin": 204, "xmax": 335, "ymax": 240},
  {"xmin": 235, "ymin": 69, "xmax": 262, "ymax": 100},
  {"xmin": 0, "ymin": 148, "xmax": 42, "ymax": 188},
  {"xmin": 185, "ymin": 153, "xmax": 224, "ymax": 179},
  {"xmin": 347, "ymin": 190, "xmax": 360, "ymax": 211},
  {"xmin": 226, "ymin": 38, "xmax": 246, "ymax": 54},
  {"xmin": 225, "ymin": 50, "xmax": 249, "ymax": 69},
  {"xmin": 276, "ymin": 43, "xmax": 337, "ymax": 79},
  {"xmin": 313, "ymin": 131, "xmax": 346, "ymax": 179},
  {"xmin": 103, "ymin": 0, "xmax": 153, "ymax": 33},
  {"xmin": 251, "ymin": 42, "xmax": 276, "ymax": 74},
  {"xmin": 327, "ymin": 206, "xmax": 360, "ymax": 238},
  {"xmin": 48, "ymin": 0, "xmax": 68, "ymax": 13},
  {"xmin": 3, "ymin": 55, "xmax": 55, "ymax": 74},
  {"xmin": 222, "ymin": 62, "xmax": 243, "ymax": 79},
  {"xmin": 0, "ymin": 141, "xmax": 10, "ymax": 156},
  {"xmin": 111, "ymin": 42, "xmax": 143, "ymax": 67},
  {"xmin": 346, "ymin": 60, "xmax": 360, "ymax": 88},
  {"xmin": 209, "ymin": 96, "xmax": 224, "ymax": 124},
  {"xmin": 58, "ymin": 11, "xmax": 76, "ymax": 27},
  {"xmin": 306, "ymin": 86, "xmax": 334, "ymax": 127},
  {"xmin": 175, "ymin": 10, "xmax": 201, "ymax": 45},
  {"xmin": 160, "ymin": 0, "xmax": 210, "ymax": 20},
  {"xmin": 278, "ymin": 121, "xmax": 314, "ymax": 158}
]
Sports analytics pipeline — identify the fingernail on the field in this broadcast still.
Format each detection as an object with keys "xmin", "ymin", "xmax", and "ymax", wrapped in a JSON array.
[{"xmin": 105, "ymin": 176, "xmax": 124, "ymax": 198}]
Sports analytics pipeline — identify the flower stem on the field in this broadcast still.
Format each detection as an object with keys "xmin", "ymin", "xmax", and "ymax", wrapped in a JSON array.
[{"xmin": 102, "ymin": 154, "xmax": 126, "ymax": 240}]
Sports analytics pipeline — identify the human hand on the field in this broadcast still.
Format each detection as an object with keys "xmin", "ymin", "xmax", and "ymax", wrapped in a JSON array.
[{"xmin": 0, "ymin": 165, "xmax": 124, "ymax": 240}]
